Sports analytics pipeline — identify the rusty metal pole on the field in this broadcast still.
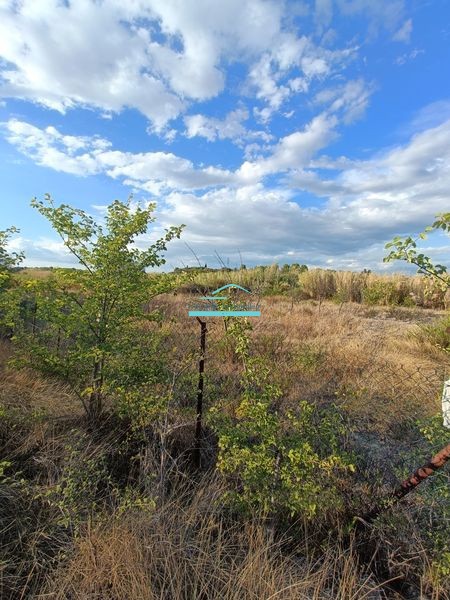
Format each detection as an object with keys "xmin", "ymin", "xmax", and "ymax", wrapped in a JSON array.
[
  {"xmin": 392, "ymin": 440, "xmax": 450, "ymax": 501},
  {"xmin": 359, "ymin": 440, "xmax": 450, "ymax": 526},
  {"xmin": 194, "ymin": 317, "xmax": 207, "ymax": 468}
]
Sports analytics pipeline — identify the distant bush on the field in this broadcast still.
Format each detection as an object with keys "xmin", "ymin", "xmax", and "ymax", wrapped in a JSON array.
[
  {"xmin": 419, "ymin": 314, "xmax": 450, "ymax": 352},
  {"xmin": 188, "ymin": 265, "xmax": 441, "ymax": 308}
]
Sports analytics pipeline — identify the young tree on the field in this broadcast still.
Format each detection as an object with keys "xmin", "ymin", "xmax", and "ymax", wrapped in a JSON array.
[
  {"xmin": 0, "ymin": 227, "xmax": 24, "ymax": 337},
  {"xmin": 384, "ymin": 213, "xmax": 450, "ymax": 298},
  {"xmin": 0, "ymin": 227, "xmax": 23, "ymax": 289},
  {"xmin": 13, "ymin": 195, "xmax": 183, "ymax": 420}
]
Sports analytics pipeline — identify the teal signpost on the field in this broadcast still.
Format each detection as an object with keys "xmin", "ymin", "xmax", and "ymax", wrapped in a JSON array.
[
  {"xmin": 188, "ymin": 283, "xmax": 260, "ymax": 317},
  {"xmin": 188, "ymin": 283, "xmax": 260, "ymax": 467}
]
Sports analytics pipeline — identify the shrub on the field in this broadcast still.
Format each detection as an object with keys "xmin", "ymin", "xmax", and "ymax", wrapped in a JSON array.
[
  {"xmin": 210, "ymin": 319, "xmax": 354, "ymax": 520},
  {"xmin": 419, "ymin": 315, "xmax": 450, "ymax": 352}
]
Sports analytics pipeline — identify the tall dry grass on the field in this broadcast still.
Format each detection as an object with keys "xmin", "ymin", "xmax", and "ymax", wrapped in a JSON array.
[
  {"xmin": 156, "ymin": 294, "xmax": 448, "ymax": 432},
  {"xmin": 40, "ymin": 475, "xmax": 386, "ymax": 600},
  {"xmin": 185, "ymin": 265, "xmax": 446, "ymax": 308}
]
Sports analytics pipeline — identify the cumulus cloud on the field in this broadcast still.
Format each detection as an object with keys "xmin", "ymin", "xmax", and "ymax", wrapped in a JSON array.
[
  {"xmin": 237, "ymin": 113, "xmax": 338, "ymax": 182},
  {"xmin": 0, "ymin": 0, "xmax": 316, "ymax": 131},
  {"xmin": 3, "ymin": 114, "xmax": 339, "ymax": 189},
  {"xmin": 5, "ymin": 110, "xmax": 450, "ymax": 269},
  {"xmin": 3, "ymin": 119, "xmax": 110, "ymax": 175},
  {"xmin": 3, "ymin": 118, "xmax": 234, "ymax": 192},
  {"xmin": 184, "ymin": 107, "xmax": 274, "ymax": 147},
  {"xmin": 155, "ymin": 124, "xmax": 450, "ymax": 267},
  {"xmin": 248, "ymin": 35, "xmax": 357, "ymax": 122},
  {"xmin": 0, "ymin": 0, "xmax": 411, "ymax": 136},
  {"xmin": 289, "ymin": 118, "xmax": 450, "ymax": 235}
]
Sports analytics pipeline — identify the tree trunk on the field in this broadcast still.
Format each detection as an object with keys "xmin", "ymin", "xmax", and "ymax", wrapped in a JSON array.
[{"xmin": 88, "ymin": 355, "xmax": 104, "ymax": 420}]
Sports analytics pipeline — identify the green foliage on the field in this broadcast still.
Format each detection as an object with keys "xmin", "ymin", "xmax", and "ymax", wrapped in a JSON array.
[
  {"xmin": 384, "ymin": 213, "xmax": 450, "ymax": 293},
  {"xmin": 0, "ymin": 227, "xmax": 24, "ymax": 336},
  {"xmin": 0, "ymin": 227, "xmax": 24, "ymax": 288},
  {"xmin": 0, "ymin": 460, "xmax": 12, "ymax": 481},
  {"xmin": 10, "ymin": 195, "xmax": 184, "ymax": 420},
  {"xmin": 114, "ymin": 385, "xmax": 171, "ymax": 431},
  {"xmin": 295, "ymin": 343, "xmax": 325, "ymax": 372},
  {"xmin": 38, "ymin": 436, "xmax": 111, "ymax": 529},
  {"xmin": 114, "ymin": 485, "xmax": 156, "ymax": 517},
  {"xmin": 210, "ymin": 319, "xmax": 354, "ymax": 520},
  {"xmin": 418, "ymin": 314, "xmax": 450, "ymax": 352},
  {"xmin": 409, "ymin": 415, "xmax": 450, "ymax": 579},
  {"xmin": 362, "ymin": 280, "xmax": 397, "ymax": 306}
]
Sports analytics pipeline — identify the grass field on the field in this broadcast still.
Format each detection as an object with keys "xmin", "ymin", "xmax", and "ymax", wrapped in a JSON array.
[{"xmin": 1, "ymin": 288, "xmax": 449, "ymax": 599}]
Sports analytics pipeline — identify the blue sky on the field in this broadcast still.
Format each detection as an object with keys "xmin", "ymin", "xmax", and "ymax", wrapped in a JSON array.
[{"xmin": 0, "ymin": 0, "xmax": 449, "ymax": 271}]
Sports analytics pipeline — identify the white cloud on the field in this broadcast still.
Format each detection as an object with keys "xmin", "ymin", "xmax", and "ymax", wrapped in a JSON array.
[
  {"xmin": 0, "ymin": 0, "xmax": 411, "ymax": 135},
  {"xmin": 405, "ymin": 100, "xmax": 450, "ymax": 133},
  {"xmin": 184, "ymin": 108, "xmax": 248, "ymax": 142},
  {"xmin": 395, "ymin": 48, "xmax": 424, "ymax": 66},
  {"xmin": 184, "ymin": 107, "xmax": 273, "ymax": 146},
  {"xmin": 5, "ymin": 114, "xmax": 450, "ymax": 269},
  {"xmin": 3, "ymin": 118, "xmax": 236, "ymax": 191},
  {"xmin": 154, "ymin": 120, "xmax": 450, "ymax": 268},
  {"xmin": 315, "ymin": 0, "xmax": 334, "ymax": 29},
  {"xmin": 336, "ymin": 0, "xmax": 405, "ymax": 37},
  {"xmin": 8, "ymin": 236, "xmax": 76, "ymax": 268},
  {"xmin": 0, "ymin": 1, "xmax": 185, "ymax": 131},
  {"xmin": 314, "ymin": 78, "xmax": 374, "ymax": 123},
  {"xmin": 393, "ymin": 18, "xmax": 413, "ymax": 43},
  {"xmin": 289, "ymin": 119, "xmax": 450, "ymax": 235},
  {"xmin": 248, "ymin": 35, "xmax": 357, "ymax": 122},
  {"xmin": 4, "ymin": 114, "xmax": 338, "ymax": 189},
  {"xmin": 0, "ymin": 0, "xmax": 295, "ymax": 130},
  {"xmin": 237, "ymin": 112, "xmax": 338, "ymax": 182},
  {"xmin": 104, "ymin": 152, "xmax": 235, "ymax": 192},
  {"xmin": 3, "ymin": 119, "xmax": 110, "ymax": 175}
]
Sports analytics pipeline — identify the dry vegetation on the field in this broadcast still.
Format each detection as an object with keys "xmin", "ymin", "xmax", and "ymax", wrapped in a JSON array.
[
  {"xmin": 179, "ymin": 266, "xmax": 449, "ymax": 310},
  {"xmin": 1, "ymin": 290, "xmax": 449, "ymax": 599}
]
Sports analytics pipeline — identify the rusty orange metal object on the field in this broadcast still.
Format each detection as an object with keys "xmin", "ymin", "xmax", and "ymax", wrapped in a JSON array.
[
  {"xmin": 392, "ymin": 441, "xmax": 450, "ymax": 501},
  {"xmin": 358, "ymin": 440, "xmax": 450, "ymax": 526}
]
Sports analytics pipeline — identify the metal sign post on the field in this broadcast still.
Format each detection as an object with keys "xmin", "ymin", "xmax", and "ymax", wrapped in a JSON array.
[
  {"xmin": 194, "ymin": 317, "xmax": 207, "ymax": 469},
  {"xmin": 188, "ymin": 283, "xmax": 260, "ymax": 468}
]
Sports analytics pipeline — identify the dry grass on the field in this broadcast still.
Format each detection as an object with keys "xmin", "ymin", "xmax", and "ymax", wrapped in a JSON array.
[
  {"xmin": 1, "ymin": 294, "xmax": 449, "ymax": 599},
  {"xmin": 0, "ymin": 341, "xmax": 78, "ymax": 418},
  {"xmin": 40, "ymin": 475, "xmax": 385, "ymax": 600},
  {"xmin": 183, "ymin": 266, "xmax": 446, "ymax": 309},
  {"xmin": 154, "ymin": 294, "xmax": 448, "ymax": 432}
]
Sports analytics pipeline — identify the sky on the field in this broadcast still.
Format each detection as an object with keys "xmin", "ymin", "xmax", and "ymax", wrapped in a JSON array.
[{"xmin": 0, "ymin": 0, "xmax": 449, "ymax": 271}]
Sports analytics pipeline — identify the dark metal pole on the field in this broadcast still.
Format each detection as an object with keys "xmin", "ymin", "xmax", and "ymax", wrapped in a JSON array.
[
  {"xmin": 31, "ymin": 300, "xmax": 38, "ymax": 336},
  {"xmin": 194, "ymin": 317, "xmax": 207, "ymax": 468}
]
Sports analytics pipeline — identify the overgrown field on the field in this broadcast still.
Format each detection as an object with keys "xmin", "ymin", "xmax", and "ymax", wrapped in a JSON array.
[
  {"xmin": 1, "ymin": 293, "xmax": 449, "ymax": 599},
  {"xmin": 184, "ymin": 264, "xmax": 450, "ymax": 309},
  {"xmin": 2, "ymin": 205, "xmax": 449, "ymax": 599},
  {"xmin": 15, "ymin": 264, "xmax": 450, "ymax": 309}
]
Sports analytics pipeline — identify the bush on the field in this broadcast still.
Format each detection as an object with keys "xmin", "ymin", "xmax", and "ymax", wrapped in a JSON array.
[
  {"xmin": 419, "ymin": 315, "xmax": 450, "ymax": 352},
  {"xmin": 210, "ymin": 319, "xmax": 354, "ymax": 520}
]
